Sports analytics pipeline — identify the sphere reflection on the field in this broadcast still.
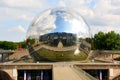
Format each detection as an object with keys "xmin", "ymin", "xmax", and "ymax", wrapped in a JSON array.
[{"xmin": 27, "ymin": 7, "xmax": 91, "ymax": 62}]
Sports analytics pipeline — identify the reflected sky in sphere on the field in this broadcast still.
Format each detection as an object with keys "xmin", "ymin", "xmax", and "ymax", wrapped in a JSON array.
[
  {"xmin": 27, "ymin": 7, "xmax": 91, "ymax": 39},
  {"xmin": 54, "ymin": 15, "xmax": 71, "ymax": 33}
]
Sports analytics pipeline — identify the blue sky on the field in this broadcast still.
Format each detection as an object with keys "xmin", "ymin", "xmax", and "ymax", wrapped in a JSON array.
[
  {"xmin": 54, "ymin": 15, "xmax": 71, "ymax": 33},
  {"xmin": 0, "ymin": 0, "xmax": 120, "ymax": 42}
]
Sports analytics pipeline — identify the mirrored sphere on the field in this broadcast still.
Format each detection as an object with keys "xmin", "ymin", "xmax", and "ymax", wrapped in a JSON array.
[{"xmin": 27, "ymin": 7, "xmax": 92, "ymax": 62}]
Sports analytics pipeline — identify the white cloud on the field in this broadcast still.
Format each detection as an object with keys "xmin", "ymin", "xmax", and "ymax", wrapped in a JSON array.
[
  {"xmin": 91, "ymin": 0, "xmax": 120, "ymax": 34},
  {"xmin": 58, "ymin": 0, "xmax": 66, "ymax": 7},
  {"xmin": 58, "ymin": 0, "xmax": 95, "ymax": 20},
  {"xmin": 0, "ymin": 0, "xmax": 50, "ymax": 41},
  {"xmin": 0, "ymin": 0, "xmax": 50, "ymax": 22},
  {"xmin": 0, "ymin": 0, "xmax": 120, "ymax": 41},
  {"xmin": 0, "ymin": 7, "xmax": 35, "ymax": 22},
  {"xmin": 6, "ymin": 25, "xmax": 26, "ymax": 41},
  {"xmin": 60, "ymin": 0, "xmax": 120, "ymax": 34},
  {"xmin": 27, "ymin": 9, "xmax": 56, "ymax": 38},
  {"xmin": 18, "ymin": 25, "xmax": 26, "ymax": 33},
  {"xmin": 8, "ymin": 25, "xmax": 26, "ymax": 33},
  {"xmin": 1, "ymin": 0, "xmax": 49, "ymax": 9},
  {"xmin": 91, "ymin": 25, "xmax": 120, "ymax": 35}
]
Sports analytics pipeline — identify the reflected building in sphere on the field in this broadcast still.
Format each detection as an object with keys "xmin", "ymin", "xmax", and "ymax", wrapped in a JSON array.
[{"xmin": 27, "ymin": 7, "xmax": 92, "ymax": 62}]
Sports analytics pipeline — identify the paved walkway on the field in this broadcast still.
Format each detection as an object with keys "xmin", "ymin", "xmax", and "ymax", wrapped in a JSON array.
[{"xmin": 53, "ymin": 63, "xmax": 97, "ymax": 80}]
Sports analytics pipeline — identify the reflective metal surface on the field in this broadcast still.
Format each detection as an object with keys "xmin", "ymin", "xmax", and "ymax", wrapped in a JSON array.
[{"xmin": 27, "ymin": 7, "xmax": 92, "ymax": 62}]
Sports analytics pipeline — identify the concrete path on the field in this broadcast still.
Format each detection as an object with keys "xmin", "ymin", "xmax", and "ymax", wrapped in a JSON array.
[
  {"xmin": 53, "ymin": 66, "xmax": 81, "ymax": 80},
  {"xmin": 53, "ymin": 63, "xmax": 97, "ymax": 80}
]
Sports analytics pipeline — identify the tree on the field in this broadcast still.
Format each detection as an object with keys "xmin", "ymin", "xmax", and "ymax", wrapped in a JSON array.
[
  {"xmin": 105, "ymin": 31, "xmax": 116, "ymax": 50},
  {"xmin": 93, "ymin": 31, "xmax": 120, "ymax": 50},
  {"xmin": 114, "ymin": 33, "xmax": 120, "ymax": 50},
  {"xmin": 0, "ymin": 41, "xmax": 17, "ymax": 50},
  {"xmin": 18, "ymin": 41, "xmax": 27, "ymax": 49},
  {"xmin": 0, "ymin": 40, "xmax": 27, "ymax": 50},
  {"xmin": 93, "ymin": 31, "xmax": 105, "ymax": 50}
]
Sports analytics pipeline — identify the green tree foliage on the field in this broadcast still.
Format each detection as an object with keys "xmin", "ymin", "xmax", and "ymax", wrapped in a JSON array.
[
  {"xmin": 93, "ymin": 31, "xmax": 105, "ymax": 50},
  {"xmin": 27, "ymin": 39, "xmax": 35, "ymax": 45},
  {"xmin": 93, "ymin": 31, "xmax": 120, "ymax": 50},
  {"xmin": 0, "ymin": 40, "xmax": 27, "ymax": 50},
  {"xmin": 0, "ymin": 41, "xmax": 17, "ymax": 50},
  {"xmin": 17, "ymin": 41, "xmax": 27, "ymax": 49}
]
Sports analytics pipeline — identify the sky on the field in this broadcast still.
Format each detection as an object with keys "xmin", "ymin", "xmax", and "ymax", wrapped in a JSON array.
[{"xmin": 0, "ymin": 0, "xmax": 120, "ymax": 42}]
